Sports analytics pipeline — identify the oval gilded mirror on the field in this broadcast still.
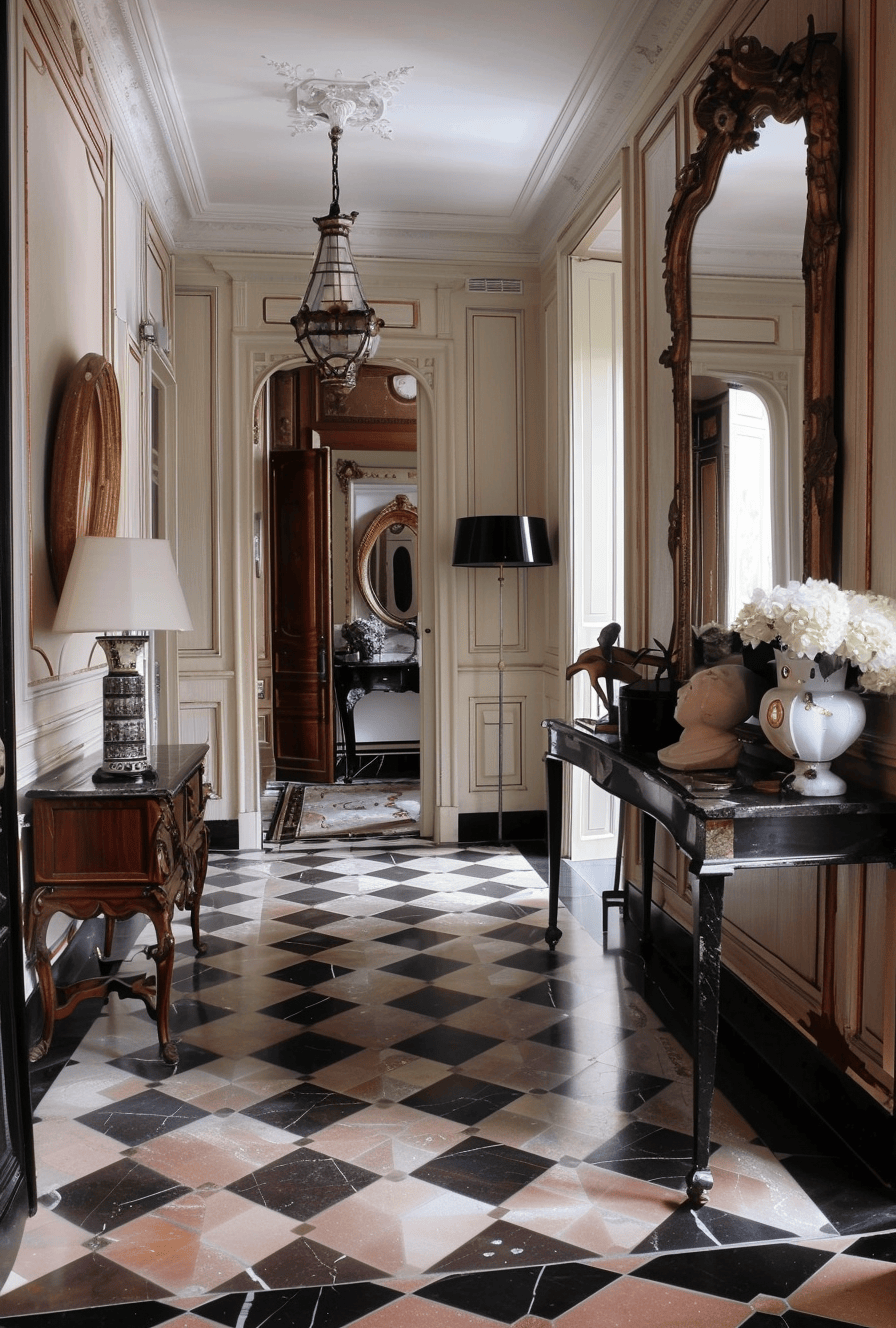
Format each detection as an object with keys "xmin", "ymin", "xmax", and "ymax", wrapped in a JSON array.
[
  {"xmin": 356, "ymin": 493, "xmax": 419, "ymax": 630},
  {"xmin": 662, "ymin": 23, "xmax": 840, "ymax": 674}
]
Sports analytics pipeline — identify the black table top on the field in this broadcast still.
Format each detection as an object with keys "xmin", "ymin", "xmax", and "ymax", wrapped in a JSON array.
[
  {"xmin": 25, "ymin": 744, "xmax": 209, "ymax": 800},
  {"xmin": 544, "ymin": 719, "xmax": 896, "ymax": 872}
]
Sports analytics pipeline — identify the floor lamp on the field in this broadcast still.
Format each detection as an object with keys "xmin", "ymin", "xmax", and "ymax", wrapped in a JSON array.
[{"xmin": 452, "ymin": 515, "xmax": 553, "ymax": 842}]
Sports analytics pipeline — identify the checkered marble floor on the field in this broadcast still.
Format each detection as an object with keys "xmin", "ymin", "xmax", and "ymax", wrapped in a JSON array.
[{"xmin": 1, "ymin": 839, "xmax": 895, "ymax": 1326}]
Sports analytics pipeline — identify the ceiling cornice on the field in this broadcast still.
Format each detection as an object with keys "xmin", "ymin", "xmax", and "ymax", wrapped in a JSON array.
[{"xmin": 72, "ymin": 0, "xmax": 737, "ymax": 263}]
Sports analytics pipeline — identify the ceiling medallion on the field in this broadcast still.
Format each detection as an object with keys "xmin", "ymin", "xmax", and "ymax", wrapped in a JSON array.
[{"xmin": 266, "ymin": 61, "xmax": 413, "ymax": 138}]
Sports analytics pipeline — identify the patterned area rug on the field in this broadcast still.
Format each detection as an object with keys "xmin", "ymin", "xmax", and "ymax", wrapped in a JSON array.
[{"xmin": 267, "ymin": 782, "xmax": 420, "ymax": 842}]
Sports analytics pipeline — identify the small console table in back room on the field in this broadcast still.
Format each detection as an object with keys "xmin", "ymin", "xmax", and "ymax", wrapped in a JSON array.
[
  {"xmin": 543, "ymin": 717, "xmax": 896, "ymax": 1206},
  {"xmin": 25, "ymin": 744, "xmax": 210, "ymax": 1066}
]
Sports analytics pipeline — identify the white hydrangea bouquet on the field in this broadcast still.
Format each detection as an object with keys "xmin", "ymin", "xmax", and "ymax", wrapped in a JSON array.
[{"xmin": 733, "ymin": 578, "xmax": 896, "ymax": 695}]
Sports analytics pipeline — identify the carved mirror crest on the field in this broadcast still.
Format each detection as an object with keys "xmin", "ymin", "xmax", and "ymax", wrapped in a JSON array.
[{"xmin": 662, "ymin": 22, "xmax": 840, "ymax": 674}]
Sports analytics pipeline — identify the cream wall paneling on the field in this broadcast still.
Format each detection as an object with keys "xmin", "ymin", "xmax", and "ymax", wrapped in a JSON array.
[
  {"xmin": 470, "ymin": 695, "xmax": 523, "ymax": 794},
  {"xmin": 174, "ymin": 289, "xmax": 220, "ymax": 658},
  {"xmin": 179, "ymin": 693, "xmax": 225, "ymax": 816},
  {"xmin": 567, "ymin": 257, "xmax": 624, "ymax": 860},
  {"xmin": 24, "ymin": 16, "xmax": 108, "ymax": 686}
]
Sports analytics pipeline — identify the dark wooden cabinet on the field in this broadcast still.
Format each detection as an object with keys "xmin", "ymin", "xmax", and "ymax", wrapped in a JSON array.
[{"xmin": 25, "ymin": 745, "xmax": 210, "ymax": 1066}]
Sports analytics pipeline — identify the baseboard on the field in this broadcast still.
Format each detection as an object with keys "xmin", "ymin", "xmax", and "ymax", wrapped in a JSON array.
[
  {"xmin": 627, "ymin": 884, "xmax": 895, "ymax": 1184},
  {"xmin": 207, "ymin": 819, "xmax": 240, "ymax": 850},
  {"xmin": 458, "ymin": 810, "xmax": 547, "ymax": 843}
]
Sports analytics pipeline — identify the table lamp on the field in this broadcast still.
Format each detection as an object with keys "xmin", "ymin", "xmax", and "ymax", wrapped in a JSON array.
[
  {"xmin": 452, "ymin": 515, "xmax": 553, "ymax": 841},
  {"xmin": 53, "ymin": 536, "xmax": 193, "ymax": 782}
]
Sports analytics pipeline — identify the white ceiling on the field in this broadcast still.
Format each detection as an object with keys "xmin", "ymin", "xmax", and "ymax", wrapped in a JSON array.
[{"xmin": 78, "ymin": 0, "xmax": 714, "ymax": 262}]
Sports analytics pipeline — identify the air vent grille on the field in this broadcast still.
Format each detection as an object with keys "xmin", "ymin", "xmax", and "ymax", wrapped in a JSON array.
[{"xmin": 466, "ymin": 277, "xmax": 524, "ymax": 295}]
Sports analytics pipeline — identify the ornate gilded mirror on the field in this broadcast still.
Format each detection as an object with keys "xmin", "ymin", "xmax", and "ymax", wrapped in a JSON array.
[
  {"xmin": 356, "ymin": 493, "xmax": 419, "ymax": 630},
  {"xmin": 662, "ymin": 22, "xmax": 840, "ymax": 674}
]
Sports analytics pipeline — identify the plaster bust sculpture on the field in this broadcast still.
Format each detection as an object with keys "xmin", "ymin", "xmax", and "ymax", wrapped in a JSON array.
[{"xmin": 658, "ymin": 664, "xmax": 765, "ymax": 770}]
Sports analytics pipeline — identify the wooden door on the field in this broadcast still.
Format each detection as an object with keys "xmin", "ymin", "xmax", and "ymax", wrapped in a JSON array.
[{"xmin": 270, "ymin": 450, "xmax": 335, "ymax": 782}]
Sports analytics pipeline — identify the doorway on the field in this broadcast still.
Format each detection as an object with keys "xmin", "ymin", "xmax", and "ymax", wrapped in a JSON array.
[{"xmin": 258, "ymin": 364, "xmax": 420, "ymax": 831}]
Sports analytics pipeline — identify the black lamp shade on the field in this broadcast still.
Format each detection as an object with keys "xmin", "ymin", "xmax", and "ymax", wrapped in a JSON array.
[{"xmin": 452, "ymin": 516, "xmax": 552, "ymax": 568}]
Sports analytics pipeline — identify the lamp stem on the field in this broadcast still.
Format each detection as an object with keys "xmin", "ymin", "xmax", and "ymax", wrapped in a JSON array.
[{"xmin": 497, "ymin": 563, "xmax": 504, "ymax": 844}]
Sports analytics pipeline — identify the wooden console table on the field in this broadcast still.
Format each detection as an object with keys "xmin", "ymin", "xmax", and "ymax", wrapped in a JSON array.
[
  {"xmin": 543, "ymin": 718, "xmax": 896, "ymax": 1205},
  {"xmin": 25, "ymin": 744, "xmax": 210, "ymax": 1065},
  {"xmin": 333, "ymin": 654, "xmax": 419, "ymax": 782}
]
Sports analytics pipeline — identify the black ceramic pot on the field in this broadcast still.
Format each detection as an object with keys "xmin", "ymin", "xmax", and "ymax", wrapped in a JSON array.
[{"xmin": 618, "ymin": 678, "xmax": 682, "ymax": 754}]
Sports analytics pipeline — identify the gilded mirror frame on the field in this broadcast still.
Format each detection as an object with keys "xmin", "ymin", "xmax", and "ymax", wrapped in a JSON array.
[
  {"xmin": 662, "ymin": 23, "xmax": 840, "ymax": 675},
  {"xmin": 356, "ymin": 493, "xmax": 419, "ymax": 630}
]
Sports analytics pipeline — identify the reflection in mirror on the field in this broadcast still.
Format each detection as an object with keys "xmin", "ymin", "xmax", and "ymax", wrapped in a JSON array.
[
  {"xmin": 662, "ymin": 25, "xmax": 840, "ymax": 674},
  {"xmin": 356, "ymin": 494, "xmax": 419, "ymax": 631},
  {"xmin": 690, "ymin": 118, "xmax": 806, "ymax": 626},
  {"xmin": 362, "ymin": 499, "xmax": 418, "ymax": 624}
]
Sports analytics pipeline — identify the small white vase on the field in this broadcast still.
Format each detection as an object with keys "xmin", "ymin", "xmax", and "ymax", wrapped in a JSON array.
[{"xmin": 759, "ymin": 648, "xmax": 865, "ymax": 796}]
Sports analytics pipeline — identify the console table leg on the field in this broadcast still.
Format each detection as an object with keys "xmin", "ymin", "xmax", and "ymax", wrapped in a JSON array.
[
  {"xmin": 544, "ymin": 754, "xmax": 564, "ymax": 950},
  {"xmin": 640, "ymin": 814, "xmax": 657, "ymax": 953},
  {"xmin": 686, "ymin": 870, "xmax": 727, "ymax": 1206},
  {"xmin": 145, "ymin": 909, "xmax": 179, "ymax": 1064}
]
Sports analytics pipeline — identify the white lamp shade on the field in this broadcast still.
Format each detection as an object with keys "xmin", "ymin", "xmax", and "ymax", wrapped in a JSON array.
[{"xmin": 53, "ymin": 536, "xmax": 194, "ymax": 633}]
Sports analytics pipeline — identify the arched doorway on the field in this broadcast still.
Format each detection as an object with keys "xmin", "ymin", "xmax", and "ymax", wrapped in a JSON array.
[{"xmin": 256, "ymin": 363, "xmax": 420, "ymax": 805}]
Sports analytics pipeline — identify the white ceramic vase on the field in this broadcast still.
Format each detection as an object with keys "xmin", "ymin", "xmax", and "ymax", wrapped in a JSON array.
[{"xmin": 759, "ymin": 648, "xmax": 865, "ymax": 796}]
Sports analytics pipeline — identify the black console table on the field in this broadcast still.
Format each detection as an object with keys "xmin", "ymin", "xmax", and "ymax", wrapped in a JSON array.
[
  {"xmin": 543, "ymin": 718, "xmax": 896, "ymax": 1206},
  {"xmin": 333, "ymin": 654, "xmax": 419, "ymax": 782}
]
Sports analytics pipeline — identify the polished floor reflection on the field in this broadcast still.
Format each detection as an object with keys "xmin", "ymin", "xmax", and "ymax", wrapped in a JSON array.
[{"xmin": 1, "ymin": 839, "xmax": 895, "ymax": 1325}]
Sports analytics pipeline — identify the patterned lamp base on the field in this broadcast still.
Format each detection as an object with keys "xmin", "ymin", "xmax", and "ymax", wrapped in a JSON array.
[{"xmin": 94, "ymin": 634, "xmax": 156, "ymax": 781}]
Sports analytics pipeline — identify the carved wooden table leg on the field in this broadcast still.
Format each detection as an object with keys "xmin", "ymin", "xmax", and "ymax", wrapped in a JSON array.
[
  {"xmin": 26, "ymin": 900, "xmax": 56, "ymax": 1063},
  {"xmin": 143, "ymin": 894, "xmax": 179, "ymax": 1064},
  {"xmin": 686, "ymin": 870, "xmax": 728, "ymax": 1206},
  {"xmin": 640, "ymin": 813, "xmax": 657, "ymax": 954},
  {"xmin": 544, "ymin": 754, "xmax": 564, "ymax": 950},
  {"xmin": 188, "ymin": 823, "xmax": 209, "ymax": 957}
]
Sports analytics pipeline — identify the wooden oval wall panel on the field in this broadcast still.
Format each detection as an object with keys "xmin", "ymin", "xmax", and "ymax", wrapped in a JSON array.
[{"xmin": 48, "ymin": 353, "xmax": 122, "ymax": 597}]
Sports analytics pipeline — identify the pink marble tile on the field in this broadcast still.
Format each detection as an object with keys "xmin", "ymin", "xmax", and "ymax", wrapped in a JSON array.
[
  {"xmin": 101, "ymin": 1210, "xmax": 247, "ymax": 1294},
  {"xmin": 788, "ymin": 1252, "xmax": 896, "ymax": 1326},
  {"xmin": 555, "ymin": 1274, "xmax": 750, "ymax": 1325}
]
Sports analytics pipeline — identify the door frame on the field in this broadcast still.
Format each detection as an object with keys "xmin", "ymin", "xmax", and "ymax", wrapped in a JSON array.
[{"xmin": 238, "ymin": 337, "xmax": 454, "ymax": 847}]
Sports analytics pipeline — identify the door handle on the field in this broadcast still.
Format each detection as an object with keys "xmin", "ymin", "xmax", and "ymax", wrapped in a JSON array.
[{"xmin": 317, "ymin": 637, "xmax": 328, "ymax": 683}]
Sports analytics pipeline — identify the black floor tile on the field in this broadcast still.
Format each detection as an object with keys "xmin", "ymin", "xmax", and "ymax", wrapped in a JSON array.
[
  {"xmin": 381, "ymin": 953, "xmax": 467, "ymax": 981},
  {"xmin": 416, "ymin": 1260, "xmax": 618, "ymax": 1321},
  {"xmin": 848, "ymin": 1229, "xmax": 896, "ymax": 1261},
  {"xmin": 278, "ymin": 869, "xmax": 348, "ymax": 885},
  {"xmin": 528, "ymin": 1015, "xmax": 635, "ymax": 1055},
  {"xmin": 362, "ymin": 866, "xmax": 432, "ymax": 882},
  {"xmin": 240, "ymin": 1081, "xmax": 368, "ymax": 1134},
  {"xmin": 463, "ymin": 881, "xmax": 520, "ymax": 898},
  {"xmin": 780, "ymin": 1154, "xmax": 896, "ymax": 1234},
  {"xmin": 470, "ymin": 900, "xmax": 543, "ymax": 920},
  {"xmin": 276, "ymin": 906, "xmax": 348, "ymax": 928},
  {"xmin": 512, "ymin": 976, "xmax": 595, "ymax": 1010},
  {"xmin": 632, "ymin": 1203, "xmax": 799, "ymax": 1253},
  {"xmin": 258, "ymin": 991, "xmax": 358, "ymax": 1025},
  {"xmin": 200, "ymin": 1282, "xmax": 401, "ymax": 1327},
  {"xmin": 75, "ymin": 1089, "xmax": 209, "ymax": 1145},
  {"xmin": 367, "ymin": 882, "xmax": 432, "ymax": 900},
  {"xmin": 0, "ymin": 1304, "xmax": 180, "ymax": 1327},
  {"xmin": 172, "ymin": 961, "xmax": 240, "ymax": 994},
  {"xmin": 270, "ymin": 932, "xmax": 351, "ymax": 957},
  {"xmin": 552, "ymin": 1064, "xmax": 671, "ymax": 1111},
  {"xmin": 393, "ymin": 1023, "xmax": 499, "ymax": 1065},
  {"xmin": 375, "ymin": 903, "xmax": 443, "ymax": 924},
  {"xmin": 188, "ymin": 909, "xmax": 249, "ymax": 934},
  {"xmin": 250, "ymin": 1030, "xmax": 362, "ymax": 1073},
  {"xmin": 584, "ymin": 1120, "xmax": 713, "ymax": 1189},
  {"xmin": 425, "ymin": 1219, "xmax": 594, "ymax": 1274},
  {"xmin": 166, "ymin": 995, "xmax": 233, "ymax": 1033},
  {"xmin": 227, "ymin": 1148, "xmax": 379, "ymax": 1221},
  {"xmin": 109, "ymin": 1039, "xmax": 220, "ymax": 1079},
  {"xmin": 0, "ymin": 1254, "xmax": 175, "ymax": 1317},
  {"xmin": 483, "ymin": 921, "xmax": 548, "ymax": 946},
  {"xmin": 267, "ymin": 958, "xmax": 352, "ymax": 986},
  {"xmin": 210, "ymin": 1237, "xmax": 387, "ymax": 1292},
  {"xmin": 41, "ymin": 1158, "xmax": 190, "ymax": 1233},
  {"xmin": 493, "ymin": 946, "xmax": 575, "ymax": 973},
  {"xmin": 277, "ymin": 884, "xmax": 344, "ymax": 904},
  {"xmin": 174, "ymin": 934, "xmax": 245, "ymax": 959},
  {"xmin": 203, "ymin": 889, "xmax": 257, "ymax": 908},
  {"xmin": 632, "ymin": 1240, "xmax": 835, "ymax": 1299},
  {"xmin": 411, "ymin": 1137, "xmax": 553, "ymax": 1205},
  {"xmin": 375, "ymin": 925, "xmax": 454, "ymax": 951},
  {"xmin": 387, "ymin": 986, "xmax": 483, "ymax": 1019},
  {"xmin": 402, "ymin": 1072, "xmax": 521, "ymax": 1124}
]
